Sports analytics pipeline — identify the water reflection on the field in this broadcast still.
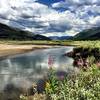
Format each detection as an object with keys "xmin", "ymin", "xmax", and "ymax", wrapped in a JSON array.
[{"xmin": 0, "ymin": 47, "xmax": 74, "ymax": 91}]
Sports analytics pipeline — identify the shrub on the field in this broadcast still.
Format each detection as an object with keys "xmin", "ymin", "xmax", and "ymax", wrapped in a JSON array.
[{"xmin": 45, "ymin": 65, "xmax": 100, "ymax": 100}]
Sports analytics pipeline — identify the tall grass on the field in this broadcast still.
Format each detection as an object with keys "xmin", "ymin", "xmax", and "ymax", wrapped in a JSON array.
[{"xmin": 45, "ymin": 65, "xmax": 100, "ymax": 100}]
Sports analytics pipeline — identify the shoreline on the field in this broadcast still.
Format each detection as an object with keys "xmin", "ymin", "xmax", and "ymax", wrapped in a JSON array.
[
  {"xmin": 0, "ymin": 44, "xmax": 59, "ymax": 60},
  {"xmin": 65, "ymin": 47, "xmax": 100, "ymax": 69}
]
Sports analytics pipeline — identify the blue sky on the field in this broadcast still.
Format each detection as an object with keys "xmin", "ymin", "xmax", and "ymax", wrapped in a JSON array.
[
  {"xmin": 37, "ymin": 0, "xmax": 65, "ymax": 5},
  {"xmin": 37, "ymin": 0, "xmax": 60, "ymax": 5},
  {"xmin": 0, "ymin": 0, "xmax": 100, "ymax": 36}
]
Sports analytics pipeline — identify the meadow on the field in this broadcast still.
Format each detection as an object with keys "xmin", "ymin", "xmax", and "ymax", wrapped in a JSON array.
[
  {"xmin": 0, "ymin": 40, "xmax": 100, "ymax": 47},
  {"xmin": 17, "ymin": 40, "xmax": 100, "ymax": 100}
]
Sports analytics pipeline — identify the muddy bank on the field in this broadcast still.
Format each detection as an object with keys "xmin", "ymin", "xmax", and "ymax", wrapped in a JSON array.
[
  {"xmin": 64, "ymin": 47, "xmax": 100, "ymax": 69},
  {"xmin": 0, "ymin": 44, "xmax": 59, "ymax": 60}
]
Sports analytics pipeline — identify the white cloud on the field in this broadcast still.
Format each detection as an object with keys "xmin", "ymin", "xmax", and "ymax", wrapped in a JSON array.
[
  {"xmin": 52, "ymin": 1, "xmax": 67, "ymax": 8},
  {"xmin": 52, "ymin": 0, "xmax": 100, "ymax": 8},
  {"xmin": 0, "ymin": 0, "xmax": 77, "ymax": 36},
  {"xmin": 89, "ymin": 16, "xmax": 100, "ymax": 26},
  {"xmin": 0, "ymin": 0, "xmax": 100, "ymax": 37}
]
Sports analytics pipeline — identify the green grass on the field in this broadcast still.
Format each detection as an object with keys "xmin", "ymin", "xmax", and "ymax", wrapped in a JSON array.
[
  {"xmin": 0, "ymin": 40, "xmax": 100, "ymax": 48},
  {"xmin": 0, "ymin": 40, "xmax": 62, "ymax": 45},
  {"xmin": 20, "ymin": 64, "xmax": 100, "ymax": 100},
  {"xmin": 45, "ymin": 65, "xmax": 100, "ymax": 100}
]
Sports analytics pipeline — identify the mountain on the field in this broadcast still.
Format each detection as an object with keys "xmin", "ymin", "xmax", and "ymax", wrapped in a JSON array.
[
  {"xmin": 32, "ymin": 34, "xmax": 51, "ymax": 40},
  {"xmin": 73, "ymin": 27, "xmax": 100, "ymax": 40},
  {"xmin": 0, "ymin": 23, "xmax": 51, "ymax": 40},
  {"xmin": 49, "ymin": 36, "xmax": 73, "ymax": 40}
]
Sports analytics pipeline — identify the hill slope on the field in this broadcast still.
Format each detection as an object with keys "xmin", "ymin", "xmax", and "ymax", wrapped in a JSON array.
[
  {"xmin": 0, "ymin": 23, "xmax": 51, "ymax": 40},
  {"xmin": 73, "ymin": 27, "xmax": 100, "ymax": 40},
  {"xmin": 49, "ymin": 36, "xmax": 73, "ymax": 40}
]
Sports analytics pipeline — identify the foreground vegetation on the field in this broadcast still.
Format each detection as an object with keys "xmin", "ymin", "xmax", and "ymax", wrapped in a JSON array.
[
  {"xmin": 45, "ymin": 65, "xmax": 100, "ymax": 100},
  {"xmin": 0, "ymin": 40, "xmax": 100, "ymax": 47},
  {"xmin": 19, "ymin": 64, "xmax": 100, "ymax": 100},
  {"xmin": 19, "ymin": 40, "xmax": 100, "ymax": 100}
]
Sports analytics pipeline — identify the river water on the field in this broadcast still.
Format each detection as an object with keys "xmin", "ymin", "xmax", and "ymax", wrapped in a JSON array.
[{"xmin": 0, "ymin": 46, "xmax": 74, "ymax": 90}]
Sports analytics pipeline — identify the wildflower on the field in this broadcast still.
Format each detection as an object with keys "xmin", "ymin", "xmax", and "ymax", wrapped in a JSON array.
[{"xmin": 48, "ymin": 55, "xmax": 55, "ymax": 69}]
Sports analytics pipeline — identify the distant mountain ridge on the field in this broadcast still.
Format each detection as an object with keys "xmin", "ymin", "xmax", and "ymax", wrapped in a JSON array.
[
  {"xmin": 0, "ymin": 23, "xmax": 51, "ymax": 40},
  {"xmin": 73, "ymin": 27, "xmax": 100, "ymax": 40},
  {"xmin": 49, "ymin": 36, "xmax": 73, "ymax": 40}
]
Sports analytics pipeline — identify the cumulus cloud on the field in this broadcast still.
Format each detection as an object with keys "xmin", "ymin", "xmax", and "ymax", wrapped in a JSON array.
[
  {"xmin": 0, "ymin": 0, "xmax": 76, "ymax": 36},
  {"xmin": 0, "ymin": 0, "xmax": 100, "ymax": 37},
  {"xmin": 52, "ymin": 0, "xmax": 100, "ymax": 8},
  {"xmin": 0, "ymin": 0, "xmax": 51, "ymax": 31},
  {"xmin": 52, "ymin": 0, "xmax": 100, "ymax": 31},
  {"xmin": 89, "ymin": 16, "xmax": 100, "ymax": 26}
]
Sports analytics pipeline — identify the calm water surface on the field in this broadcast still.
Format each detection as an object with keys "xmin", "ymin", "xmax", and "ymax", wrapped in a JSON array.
[{"xmin": 0, "ymin": 46, "xmax": 74, "ymax": 90}]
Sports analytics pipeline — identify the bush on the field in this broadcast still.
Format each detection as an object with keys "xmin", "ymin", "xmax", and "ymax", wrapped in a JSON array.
[{"xmin": 45, "ymin": 65, "xmax": 100, "ymax": 100}]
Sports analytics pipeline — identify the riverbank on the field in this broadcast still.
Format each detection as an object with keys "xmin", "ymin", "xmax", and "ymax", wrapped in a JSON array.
[
  {"xmin": 65, "ymin": 47, "xmax": 100, "ymax": 69},
  {"xmin": 0, "ymin": 40, "xmax": 100, "ymax": 62},
  {"xmin": 0, "ymin": 44, "xmax": 59, "ymax": 60}
]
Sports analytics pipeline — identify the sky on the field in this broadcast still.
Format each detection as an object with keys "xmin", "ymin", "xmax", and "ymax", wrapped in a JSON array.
[{"xmin": 0, "ymin": 0, "xmax": 100, "ymax": 37}]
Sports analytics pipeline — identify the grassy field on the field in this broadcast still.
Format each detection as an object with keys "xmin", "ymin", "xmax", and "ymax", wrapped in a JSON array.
[{"xmin": 0, "ymin": 40, "xmax": 100, "ymax": 48}]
